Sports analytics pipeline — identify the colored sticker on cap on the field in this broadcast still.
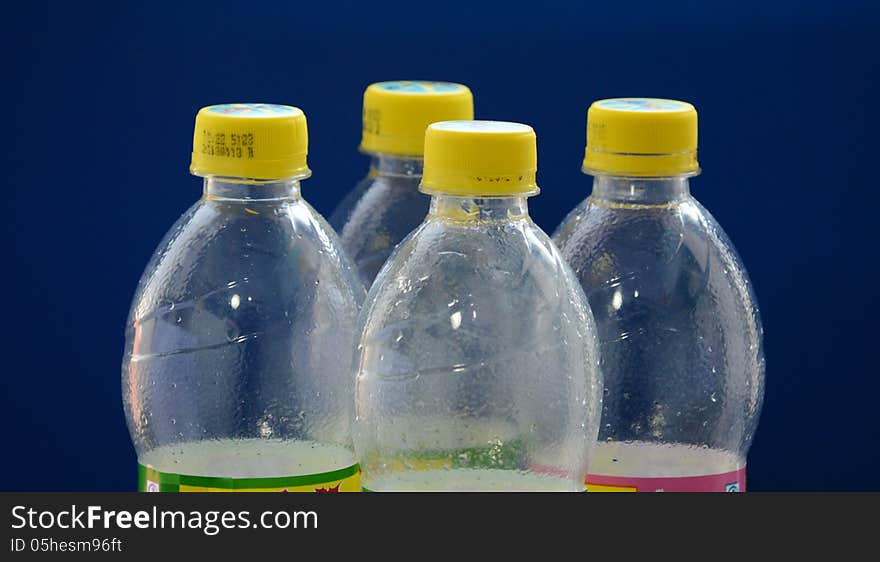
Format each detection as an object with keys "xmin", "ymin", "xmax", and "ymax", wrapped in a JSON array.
[
  {"xmin": 596, "ymin": 98, "xmax": 691, "ymax": 112},
  {"xmin": 378, "ymin": 81, "xmax": 465, "ymax": 94},
  {"xmin": 206, "ymin": 103, "xmax": 299, "ymax": 117}
]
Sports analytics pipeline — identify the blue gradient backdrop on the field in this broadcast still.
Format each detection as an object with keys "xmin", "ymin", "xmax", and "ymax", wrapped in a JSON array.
[{"xmin": 2, "ymin": 1, "xmax": 877, "ymax": 491}]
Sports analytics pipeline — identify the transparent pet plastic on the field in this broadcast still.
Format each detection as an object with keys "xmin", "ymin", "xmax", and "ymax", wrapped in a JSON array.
[
  {"xmin": 354, "ymin": 194, "xmax": 602, "ymax": 491},
  {"xmin": 122, "ymin": 178, "xmax": 365, "ymax": 483},
  {"xmin": 329, "ymin": 156, "xmax": 429, "ymax": 286},
  {"xmin": 553, "ymin": 175, "xmax": 765, "ymax": 486}
]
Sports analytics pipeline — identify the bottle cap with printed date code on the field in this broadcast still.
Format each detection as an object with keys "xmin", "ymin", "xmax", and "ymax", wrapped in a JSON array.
[{"xmin": 190, "ymin": 103, "xmax": 310, "ymax": 180}]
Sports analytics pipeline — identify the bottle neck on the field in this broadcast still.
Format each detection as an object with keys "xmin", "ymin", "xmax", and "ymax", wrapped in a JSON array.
[
  {"xmin": 369, "ymin": 154, "xmax": 424, "ymax": 178},
  {"xmin": 203, "ymin": 177, "xmax": 302, "ymax": 201},
  {"xmin": 589, "ymin": 175, "xmax": 691, "ymax": 206},
  {"xmin": 428, "ymin": 194, "xmax": 530, "ymax": 223}
]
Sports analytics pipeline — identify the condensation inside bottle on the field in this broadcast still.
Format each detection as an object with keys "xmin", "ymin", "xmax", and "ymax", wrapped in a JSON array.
[
  {"xmin": 329, "ymin": 155, "xmax": 429, "ymax": 287},
  {"xmin": 553, "ymin": 175, "xmax": 765, "ymax": 484},
  {"xmin": 122, "ymin": 177, "xmax": 364, "ymax": 479},
  {"xmin": 354, "ymin": 194, "xmax": 602, "ymax": 491}
]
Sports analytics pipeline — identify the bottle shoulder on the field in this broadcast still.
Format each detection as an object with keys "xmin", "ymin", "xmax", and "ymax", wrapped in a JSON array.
[
  {"xmin": 127, "ymin": 197, "xmax": 363, "ymax": 327},
  {"xmin": 327, "ymin": 174, "xmax": 377, "ymax": 230},
  {"xmin": 330, "ymin": 174, "xmax": 425, "ymax": 229},
  {"xmin": 555, "ymin": 197, "xmax": 759, "ymax": 305},
  {"xmin": 330, "ymin": 174, "xmax": 430, "ymax": 286},
  {"xmin": 362, "ymin": 217, "xmax": 592, "ymax": 332}
]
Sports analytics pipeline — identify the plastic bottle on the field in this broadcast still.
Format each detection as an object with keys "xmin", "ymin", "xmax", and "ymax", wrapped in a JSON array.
[
  {"xmin": 354, "ymin": 120, "xmax": 602, "ymax": 491},
  {"xmin": 329, "ymin": 81, "xmax": 473, "ymax": 287},
  {"xmin": 122, "ymin": 103, "xmax": 365, "ymax": 492},
  {"xmin": 553, "ymin": 98, "xmax": 765, "ymax": 492}
]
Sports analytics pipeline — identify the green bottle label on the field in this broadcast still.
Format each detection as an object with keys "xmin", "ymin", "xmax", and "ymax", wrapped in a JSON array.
[{"xmin": 138, "ymin": 463, "xmax": 360, "ymax": 492}]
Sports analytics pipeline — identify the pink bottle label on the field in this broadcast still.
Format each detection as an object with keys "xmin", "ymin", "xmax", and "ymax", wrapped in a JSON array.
[{"xmin": 586, "ymin": 467, "xmax": 746, "ymax": 492}]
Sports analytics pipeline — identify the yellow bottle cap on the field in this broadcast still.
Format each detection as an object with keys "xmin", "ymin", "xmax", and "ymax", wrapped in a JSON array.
[
  {"xmin": 583, "ymin": 98, "xmax": 699, "ymax": 177},
  {"xmin": 360, "ymin": 81, "xmax": 474, "ymax": 157},
  {"xmin": 190, "ymin": 103, "xmax": 311, "ymax": 180},
  {"xmin": 421, "ymin": 120, "xmax": 539, "ymax": 196}
]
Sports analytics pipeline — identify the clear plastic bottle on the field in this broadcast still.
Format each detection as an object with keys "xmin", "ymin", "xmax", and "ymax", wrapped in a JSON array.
[
  {"xmin": 122, "ymin": 104, "xmax": 365, "ymax": 492},
  {"xmin": 329, "ymin": 81, "xmax": 473, "ymax": 287},
  {"xmin": 553, "ymin": 98, "xmax": 765, "ymax": 492},
  {"xmin": 354, "ymin": 121, "xmax": 602, "ymax": 491}
]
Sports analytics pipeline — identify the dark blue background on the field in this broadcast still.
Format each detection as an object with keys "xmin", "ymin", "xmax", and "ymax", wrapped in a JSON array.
[{"xmin": 3, "ymin": 1, "xmax": 877, "ymax": 491}]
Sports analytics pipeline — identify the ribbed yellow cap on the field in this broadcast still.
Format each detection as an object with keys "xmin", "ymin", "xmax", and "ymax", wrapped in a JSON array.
[
  {"xmin": 583, "ymin": 98, "xmax": 699, "ymax": 177},
  {"xmin": 190, "ymin": 103, "xmax": 310, "ymax": 180},
  {"xmin": 360, "ymin": 81, "xmax": 474, "ymax": 156},
  {"xmin": 421, "ymin": 121, "xmax": 539, "ymax": 196}
]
